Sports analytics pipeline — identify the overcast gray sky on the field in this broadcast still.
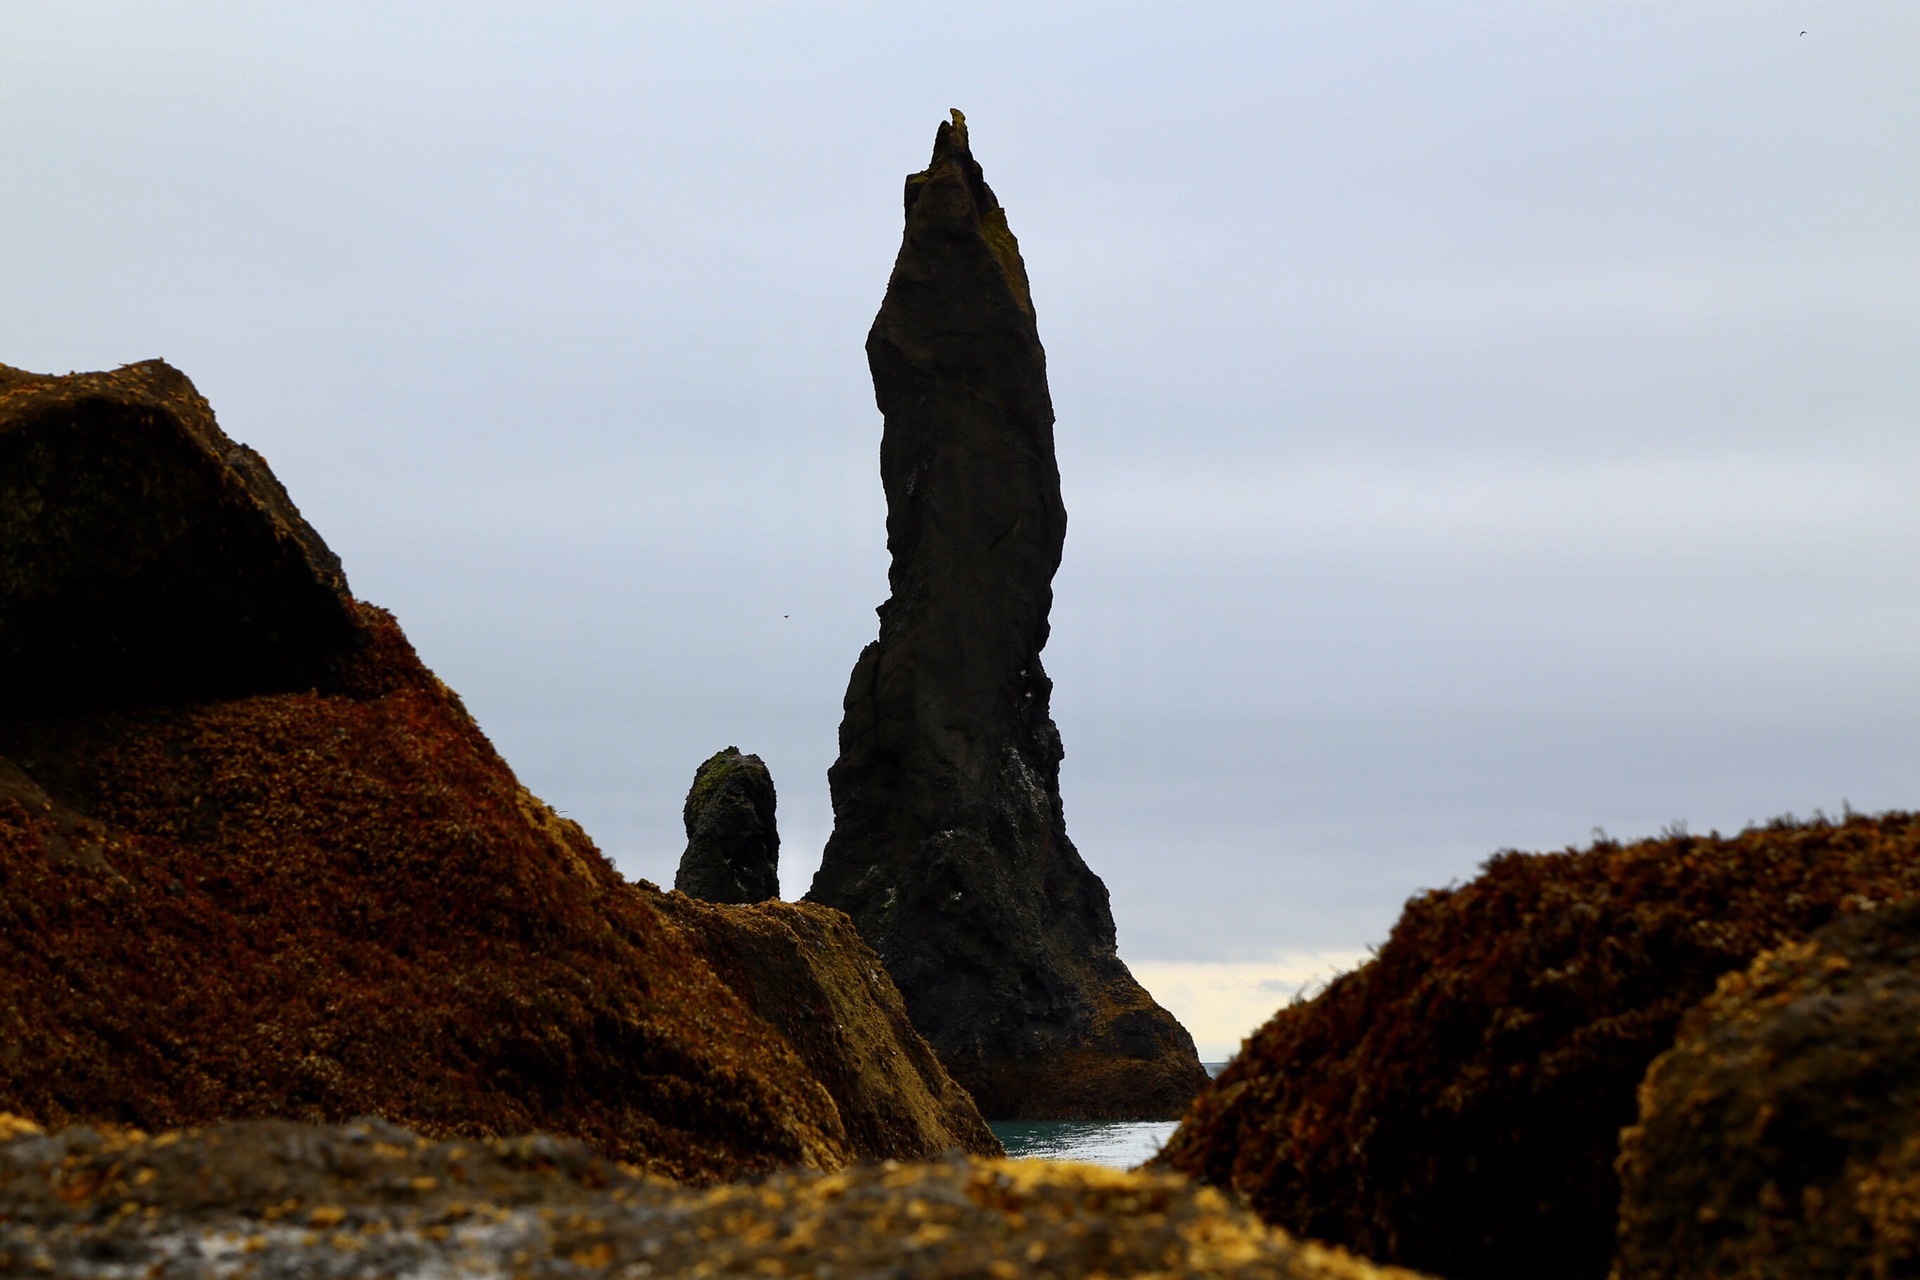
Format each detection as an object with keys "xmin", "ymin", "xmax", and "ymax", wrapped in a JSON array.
[{"xmin": 4, "ymin": 2, "xmax": 1916, "ymax": 1052}]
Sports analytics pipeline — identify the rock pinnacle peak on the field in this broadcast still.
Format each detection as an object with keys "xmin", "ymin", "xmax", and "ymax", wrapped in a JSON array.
[{"xmin": 806, "ymin": 115, "xmax": 1206, "ymax": 1120}]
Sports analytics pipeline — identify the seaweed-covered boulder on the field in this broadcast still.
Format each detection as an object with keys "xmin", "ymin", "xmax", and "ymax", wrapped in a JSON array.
[
  {"xmin": 0, "ymin": 360, "xmax": 365, "ymax": 712},
  {"xmin": 1615, "ymin": 900, "xmax": 1920, "ymax": 1280},
  {"xmin": 654, "ymin": 893, "xmax": 1002, "ymax": 1159},
  {"xmin": 674, "ymin": 747, "xmax": 780, "ymax": 904},
  {"xmin": 0, "ymin": 359, "xmax": 1003, "ymax": 1181},
  {"xmin": 806, "ymin": 111, "xmax": 1207, "ymax": 1121},
  {"xmin": 0, "ymin": 606, "xmax": 847, "ymax": 1182},
  {"xmin": 0, "ymin": 1115, "xmax": 1435, "ymax": 1280},
  {"xmin": 1155, "ymin": 814, "xmax": 1920, "ymax": 1280}
]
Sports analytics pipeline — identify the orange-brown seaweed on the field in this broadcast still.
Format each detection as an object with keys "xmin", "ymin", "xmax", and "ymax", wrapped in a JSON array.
[
  {"xmin": 0, "ymin": 605, "xmax": 852, "ymax": 1182},
  {"xmin": 1155, "ymin": 814, "xmax": 1920, "ymax": 1280},
  {"xmin": 1615, "ymin": 899, "xmax": 1920, "ymax": 1280}
]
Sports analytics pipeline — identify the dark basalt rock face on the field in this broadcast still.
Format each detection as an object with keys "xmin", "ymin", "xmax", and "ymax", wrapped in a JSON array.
[
  {"xmin": 1616, "ymin": 900, "xmax": 1920, "ymax": 1280},
  {"xmin": 675, "ymin": 747, "xmax": 780, "ymax": 904},
  {"xmin": 0, "ymin": 360, "xmax": 366, "ymax": 712},
  {"xmin": 805, "ymin": 112, "xmax": 1207, "ymax": 1121}
]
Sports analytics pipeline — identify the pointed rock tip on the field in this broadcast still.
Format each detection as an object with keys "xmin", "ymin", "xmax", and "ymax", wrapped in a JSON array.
[
  {"xmin": 926, "ymin": 107, "xmax": 971, "ymax": 171},
  {"xmin": 907, "ymin": 107, "xmax": 1001, "ymax": 224},
  {"xmin": 895, "ymin": 108, "xmax": 1031, "ymax": 313}
]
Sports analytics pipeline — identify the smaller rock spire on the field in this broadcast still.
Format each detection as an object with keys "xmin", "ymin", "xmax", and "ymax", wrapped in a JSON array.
[{"xmin": 675, "ymin": 748, "xmax": 780, "ymax": 904}]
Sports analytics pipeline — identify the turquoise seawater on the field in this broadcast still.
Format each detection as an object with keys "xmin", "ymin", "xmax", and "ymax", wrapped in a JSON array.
[{"xmin": 986, "ymin": 1063, "xmax": 1227, "ymax": 1170}]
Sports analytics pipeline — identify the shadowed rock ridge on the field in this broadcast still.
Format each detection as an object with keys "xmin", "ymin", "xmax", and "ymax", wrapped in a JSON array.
[
  {"xmin": 805, "ymin": 111, "xmax": 1207, "ymax": 1120},
  {"xmin": 0, "ymin": 360, "xmax": 364, "ymax": 713}
]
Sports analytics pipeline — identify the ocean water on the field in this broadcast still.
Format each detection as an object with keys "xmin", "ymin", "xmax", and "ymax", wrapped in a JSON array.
[
  {"xmin": 989, "ymin": 1121, "xmax": 1181, "ymax": 1169},
  {"xmin": 987, "ymin": 1063, "xmax": 1227, "ymax": 1170}
]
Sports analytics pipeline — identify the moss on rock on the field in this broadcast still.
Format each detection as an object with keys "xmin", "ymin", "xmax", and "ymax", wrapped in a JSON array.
[{"xmin": 0, "ymin": 604, "xmax": 848, "ymax": 1182}]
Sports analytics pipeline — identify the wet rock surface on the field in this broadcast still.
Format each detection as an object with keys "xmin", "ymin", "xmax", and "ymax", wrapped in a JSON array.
[
  {"xmin": 654, "ymin": 894, "xmax": 1003, "ymax": 1161},
  {"xmin": 0, "ymin": 1116, "xmax": 1431, "ymax": 1280},
  {"xmin": 1155, "ymin": 813, "xmax": 1920, "ymax": 1280},
  {"xmin": 674, "ymin": 748, "xmax": 779, "ymax": 904},
  {"xmin": 1615, "ymin": 899, "xmax": 1920, "ymax": 1280},
  {"xmin": 0, "ymin": 361, "xmax": 365, "ymax": 713},
  {"xmin": 805, "ymin": 111, "xmax": 1207, "ymax": 1121}
]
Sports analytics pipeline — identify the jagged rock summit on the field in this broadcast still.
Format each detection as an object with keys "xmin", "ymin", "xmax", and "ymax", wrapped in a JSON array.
[
  {"xmin": 675, "ymin": 747, "xmax": 780, "ymax": 904},
  {"xmin": 806, "ymin": 111, "xmax": 1208, "ymax": 1119}
]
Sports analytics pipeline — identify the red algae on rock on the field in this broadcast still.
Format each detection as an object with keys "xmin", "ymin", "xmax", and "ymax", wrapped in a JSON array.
[
  {"xmin": 0, "ymin": 604, "xmax": 849, "ymax": 1181},
  {"xmin": 0, "ymin": 358, "xmax": 1006, "ymax": 1183},
  {"xmin": 1155, "ymin": 814, "xmax": 1920, "ymax": 1280}
]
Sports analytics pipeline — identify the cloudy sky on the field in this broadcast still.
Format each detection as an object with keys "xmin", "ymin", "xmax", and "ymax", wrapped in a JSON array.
[{"xmin": 5, "ymin": 1, "xmax": 1915, "ymax": 1056}]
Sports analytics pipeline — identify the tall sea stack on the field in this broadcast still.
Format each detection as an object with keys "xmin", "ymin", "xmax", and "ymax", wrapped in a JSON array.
[{"xmin": 806, "ymin": 112, "xmax": 1207, "ymax": 1119}]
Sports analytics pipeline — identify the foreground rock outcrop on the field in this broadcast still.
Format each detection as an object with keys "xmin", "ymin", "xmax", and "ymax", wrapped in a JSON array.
[
  {"xmin": 0, "ymin": 1115, "xmax": 1430, "ymax": 1280},
  {"xmin": 674, "ymin": 747, "xmax": 780, "ymax": 904},
  {"xmin": 0, "ymin": 359, "xmax": 994, "ymax": 1181},
  {"xmin": 653, "ymin": 893, "xmax": 1001, "ymax": 1160},
  {"xmin": 1155, "ymin": 813, "xmax": 1920, "ymax": 1280},
  {"xmin": 805, "ymin": 111, "xmax": 1207, "ymax": 1120},
  {"xmin": 1615, "ymin": 900, "xmax": 1920, "ymax": 1280}
]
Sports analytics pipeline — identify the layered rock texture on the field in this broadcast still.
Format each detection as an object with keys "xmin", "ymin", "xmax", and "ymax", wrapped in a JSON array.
[
  {"xmin": 805, "ymin": 112, "xmax": 1206, "ymax": 1120},
  {"xmin": 0, "ymin": 359, "xmax": 995, "ymax": 1181},
  {"xmin": 1616, "ymin": 900, "xmax": 1920, "ymax": 1280},
  {"xmin": 0, "ymin": 1114, "xmax": 1431, "ymax": 1280},
  {"xmin": 674, "ymin": 747, "xmax": 780, "ymax": 904},
  {"xmin": 1155, "ymin": 812, "xmax": 1920, "ymax": 1280}
]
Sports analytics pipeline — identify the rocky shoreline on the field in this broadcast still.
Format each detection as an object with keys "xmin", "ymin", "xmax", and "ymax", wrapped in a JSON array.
[
  {"xmin": 0, "ymin": 1115, "xmax": 1419, "ymax": 1279},
  {"xmin": 5, "ymin": 112, "xmax": 1920, "ymax": 1280}
]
